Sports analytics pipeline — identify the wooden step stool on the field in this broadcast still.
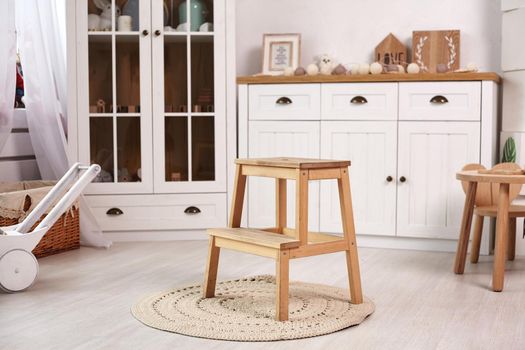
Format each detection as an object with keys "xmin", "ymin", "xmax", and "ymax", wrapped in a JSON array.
[{"xmin": 203, "ymin": 157, "xmax": 364, "ymax": 321}]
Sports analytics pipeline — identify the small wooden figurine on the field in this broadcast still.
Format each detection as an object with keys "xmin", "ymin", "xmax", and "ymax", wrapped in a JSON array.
[
  {"xmin": 412, "ymin": 30, "xmax": 460, "ymax": 73},
  {"xmin": 96, "ymin": 99, "xmax": 106, "ymax": 113},
  {"xmin": 375, "ymin": 33, "xmax": 407, "ymax": 68}
]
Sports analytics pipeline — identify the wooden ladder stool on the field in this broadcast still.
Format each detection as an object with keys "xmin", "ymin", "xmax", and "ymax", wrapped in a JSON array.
[{"xmin": 202, "ymin": 157, "xmax": 364, "ymax": 321}]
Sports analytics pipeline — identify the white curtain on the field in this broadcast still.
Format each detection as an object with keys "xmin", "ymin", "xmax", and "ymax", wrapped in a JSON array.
[
  {"xmin": 15, "ymin": 0, "xmax": 111, "ymax": 248},
  {"xmin": 0, "ymin": 0, "xmax": 16, "ymax": 152}
]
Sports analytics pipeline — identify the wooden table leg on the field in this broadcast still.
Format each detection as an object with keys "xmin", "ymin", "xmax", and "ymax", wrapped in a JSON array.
[
  {"xmin": 470, "ymin": 214, "xmax": 484, "ymax": 264},
  {"xmin": 454, "ymin": 181, "xmax": 477, "ymax": 274},
  {"xmin": 275, "ymin": 250, "xmax": 289, "ymax": 321},
  {"xmin": 508, "ymin": 217, "xmax": 516, "ymax": 261},
  {"xmin": 493, "ymin": 183, "xmax": 510, "ymax": 292}
]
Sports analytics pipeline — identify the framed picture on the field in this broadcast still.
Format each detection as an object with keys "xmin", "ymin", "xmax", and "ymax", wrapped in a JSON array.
[{"xmin": 262, "ymin": 33, "xmax": 301, "ymax": 75}]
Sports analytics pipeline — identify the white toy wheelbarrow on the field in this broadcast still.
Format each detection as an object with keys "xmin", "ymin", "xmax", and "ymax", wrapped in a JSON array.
[{"xmin": 0, "ymin": 163, "xmax": 100, "ymax": 293}]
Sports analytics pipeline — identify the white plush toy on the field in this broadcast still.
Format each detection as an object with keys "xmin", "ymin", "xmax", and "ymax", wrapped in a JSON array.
[
  {"xmin": 88, "ymin": 0, "xmax": 121, "ymax": 31},
  {"xmin": 316, "ymin": 54, "xmax": 336, "ymax": 75}
]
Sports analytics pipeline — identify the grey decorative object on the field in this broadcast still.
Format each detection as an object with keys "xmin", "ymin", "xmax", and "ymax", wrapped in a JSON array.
[{"xmin": 122, "ymin": 0, "xmax": 139, "ymax": 31}]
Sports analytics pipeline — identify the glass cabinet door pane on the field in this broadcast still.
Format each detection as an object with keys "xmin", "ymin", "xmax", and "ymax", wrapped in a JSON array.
[
  {"xmin": 165, "ymin": 117, "xmax": 188, "ymax": 181},
  {"xmin": 192, "ymin": 116, "xmax": 214, "ymax": 181},
  {"xmin": 116, "ymin": 35, "xmax": 141, "ymax": 113},
  {"xmin": 87, "ymin": 0, "xmax": 117, "ymax": 32},
  {"xmin": 88, "ymin": 37, "xmax": 113, "ymax": 113},
  {"xmin": 90, "ymin": 117, "xmax": 114, "ymax": 182},
  {"xmin": 117, "ymin": 117, "xmax": 141, "ymax": 182},
  {"xmin": 164, "ymin": 37, "xmax": 188, "ymax": 113},
  {"xmin": 191, "ymin": 36, "xmax": 214, "ymax": 112},
  {"xmin": 119, "ymin": 0, "xmax": 140, "ymax": 32},
  {"xmin": 164, "ymin": 0, "xmax": 212, "ymax": 32}
]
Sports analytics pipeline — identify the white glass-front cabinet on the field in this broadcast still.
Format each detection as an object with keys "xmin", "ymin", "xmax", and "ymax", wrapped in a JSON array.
[{"xmin": 72, "ymin": 0, "xmax": 231, "ymax": 232}]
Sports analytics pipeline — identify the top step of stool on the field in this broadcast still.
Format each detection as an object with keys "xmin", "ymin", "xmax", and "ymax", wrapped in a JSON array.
[{"xmin": 235, "ymin": 157, "xmax": 350, "ymax": 169}]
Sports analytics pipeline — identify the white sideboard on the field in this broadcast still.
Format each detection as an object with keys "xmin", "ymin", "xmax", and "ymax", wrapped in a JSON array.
[{"xmin": 238, "ymin": 74, "xmax": 500, "ymax": 252}]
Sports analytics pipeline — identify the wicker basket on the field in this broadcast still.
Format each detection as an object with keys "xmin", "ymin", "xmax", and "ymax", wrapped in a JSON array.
[{"xmin": 0, "ymin": 182, "xmax": 80, "ymax": 258}]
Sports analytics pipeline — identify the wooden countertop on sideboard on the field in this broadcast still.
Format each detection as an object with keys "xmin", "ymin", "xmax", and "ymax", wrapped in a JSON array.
[{"xmin": 237, "ymin": 72, "xmax": 501, "ymax": 84}]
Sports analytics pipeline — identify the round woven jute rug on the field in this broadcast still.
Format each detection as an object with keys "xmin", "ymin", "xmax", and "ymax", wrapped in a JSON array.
[{"xmin": 131, "ymin": 275, "xmax": 375, "ymax": 341}]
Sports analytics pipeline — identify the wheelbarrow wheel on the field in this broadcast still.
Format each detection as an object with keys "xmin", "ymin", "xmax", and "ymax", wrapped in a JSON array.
[{"xmin": 0, "ymin": 249, "xmax": 39, "ymax": 293}]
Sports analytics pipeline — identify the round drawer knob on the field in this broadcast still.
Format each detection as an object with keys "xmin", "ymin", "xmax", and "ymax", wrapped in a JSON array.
[
  {"xmin": 399, "ymin": 176, "xmax": 407, "ymax": 183},
  {"xmin": 386, "ymin": 176, "xmax": 393, "ymax": 182},
  {"xmin": 142, "ymin": 29, "xmax": 149, "ymax": 36}
]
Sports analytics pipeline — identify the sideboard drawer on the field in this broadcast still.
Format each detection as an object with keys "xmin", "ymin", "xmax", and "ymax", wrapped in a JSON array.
[
  {"xmin": 86, "ymin": 193, "xmax": 227, "ymax": 232},
  {"xmin": 399, "ymin": 82, "xmax": 481, "ymax": 121},
  {"xmin": 248, "ymin": 84, "xmax": 320, "ymax": 120},
  {"xmin": 321, "ymin": 83, "xmax": 397, "ymax": 120}
]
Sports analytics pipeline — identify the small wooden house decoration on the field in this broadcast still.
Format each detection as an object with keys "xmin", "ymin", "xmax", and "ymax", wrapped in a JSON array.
[
  {"xmin": 375, "ymin": 33, "xmax": 407, "ymax": 68},
  {"xmin": 412, "ymin": 30, "xmax": 460, "ymax": 73}
]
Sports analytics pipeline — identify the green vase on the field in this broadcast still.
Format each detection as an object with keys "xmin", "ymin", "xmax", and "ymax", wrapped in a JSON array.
[{"xmin": 179, "ymin": 0, "xmax": 208, "ymax": 32}]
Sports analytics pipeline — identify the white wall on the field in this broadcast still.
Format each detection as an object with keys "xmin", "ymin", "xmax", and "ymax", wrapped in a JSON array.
[{"xmin": 236, "ymin": 0, "xmax": 502, "ymax": 76}]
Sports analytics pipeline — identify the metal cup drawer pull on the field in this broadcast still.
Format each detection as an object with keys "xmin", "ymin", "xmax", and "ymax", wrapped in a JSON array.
[
  {"xmin": 184, "ymin": 206, "xmax": 201, "ymax": 215},
  {"xmin": 275, "ymin": 96, "xmax": 293, "ymax": 105},
  {"xmin": 350, "ymin": 96, "xmax": 368, "ymax": 104},
  {"xmin": 106, "ymin": 207, "xmax": 124, "ymax": 216},
  {"xmin": 429, "ymin": 95, "xmax": 449, "ymax": 104}
]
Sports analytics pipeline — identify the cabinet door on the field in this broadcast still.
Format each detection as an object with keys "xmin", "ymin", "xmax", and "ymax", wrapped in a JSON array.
[
  {"xmin": 151, "ymin": 0, "xmax": 226, "ymax": 193},
  {"xmin": 397, "ymin": 122, "xmax": 480, "ymax": 239},
  {"xmin": 78, "ymin": 0, "xmax": 153, "ymax": 194},
  {"xmin": 248, "ymin": 121, "xmax": 320, "ymax": 231},
  {"xmin": 320, "ymin": 121, "xmax": 397, "ymax": 236}
]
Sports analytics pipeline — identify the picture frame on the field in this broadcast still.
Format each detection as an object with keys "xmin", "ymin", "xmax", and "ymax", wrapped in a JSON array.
[{"xmin": 262, "ymin": 33, "xmax": 301, "ymax": 75}]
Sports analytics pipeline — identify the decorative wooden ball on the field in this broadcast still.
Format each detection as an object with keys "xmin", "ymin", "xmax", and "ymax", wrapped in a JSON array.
[
  {"xmin": 348, "ymin": 63, "xmax": 360, "ymax": 75},
  {"xmin": 397, "ymin": 65, "xmax": 405, "ymax": 73},
  {"xmin": 370, "ymin": 62, "xmax": 383, "ymax": 75},
  {"xmin": 284, "ymin": 67, "xmax": 295, "ymax": 76},
  {"xmin": 358, "ymin": 63, "xmax": 370, "ymax": 75},
  {"xmin": 332, "ymin": 64, "xmax": 347, "ymax": 75},
  {"xmin": 294, "ymin": 67, "xmax": 306, "ymax": 76},
  {"xmin": 306, "ymin": 64, "xmax": 319, "ymax": 76},
  {"xmin": 407, "ymin": 63, "xmax": 420, "ymax": 74}
]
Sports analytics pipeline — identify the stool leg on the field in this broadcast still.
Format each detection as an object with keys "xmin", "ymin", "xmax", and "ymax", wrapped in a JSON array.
[
  {"xmin": 229, "ymin": 164, "xmax": 247, "ymax": 228},
  {"xmin": 338, "ymin": 167, "xmax": 363, "ymax": 304},
  {"xmin": 295, "ymin": 169, "xmax": 309, "ymax": 245},
  {"xmin": 276, "ymin": 250, "xmax": 290, "ymax": 321},
  {"xmin": 276, "ymin": 179, "xmax": 287, "ymax": 233},
  {"xmin": 508, "ymin": 217, "xmax": 516, "ymax": 261},
  {"xmin": 470, "ymin": 214, "xmax": 484, "ymax": 264},
  {"xmin": 203, "ymin": 236, "xmax": 221, "ymax": 298}
]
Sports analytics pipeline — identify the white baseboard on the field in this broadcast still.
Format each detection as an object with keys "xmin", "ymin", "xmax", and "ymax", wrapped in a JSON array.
[
  {"xmin": 104, "ymin": 230, "xmax": 208, "ymax": 242},
  {"xmin": 103, "ymin": 229, "xmax": 484, "ymax": 254}
]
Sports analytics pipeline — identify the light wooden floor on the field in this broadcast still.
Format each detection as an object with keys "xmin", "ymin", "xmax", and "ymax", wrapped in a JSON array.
[{"xmin": 2, "ymin": 241, "xmax": 525, "ymax": 350}]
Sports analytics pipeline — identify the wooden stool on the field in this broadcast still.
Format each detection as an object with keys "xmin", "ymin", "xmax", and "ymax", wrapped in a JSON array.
[{"xmin": 203, "ymin": 157, "xmax": 364, "ymax": 321}]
